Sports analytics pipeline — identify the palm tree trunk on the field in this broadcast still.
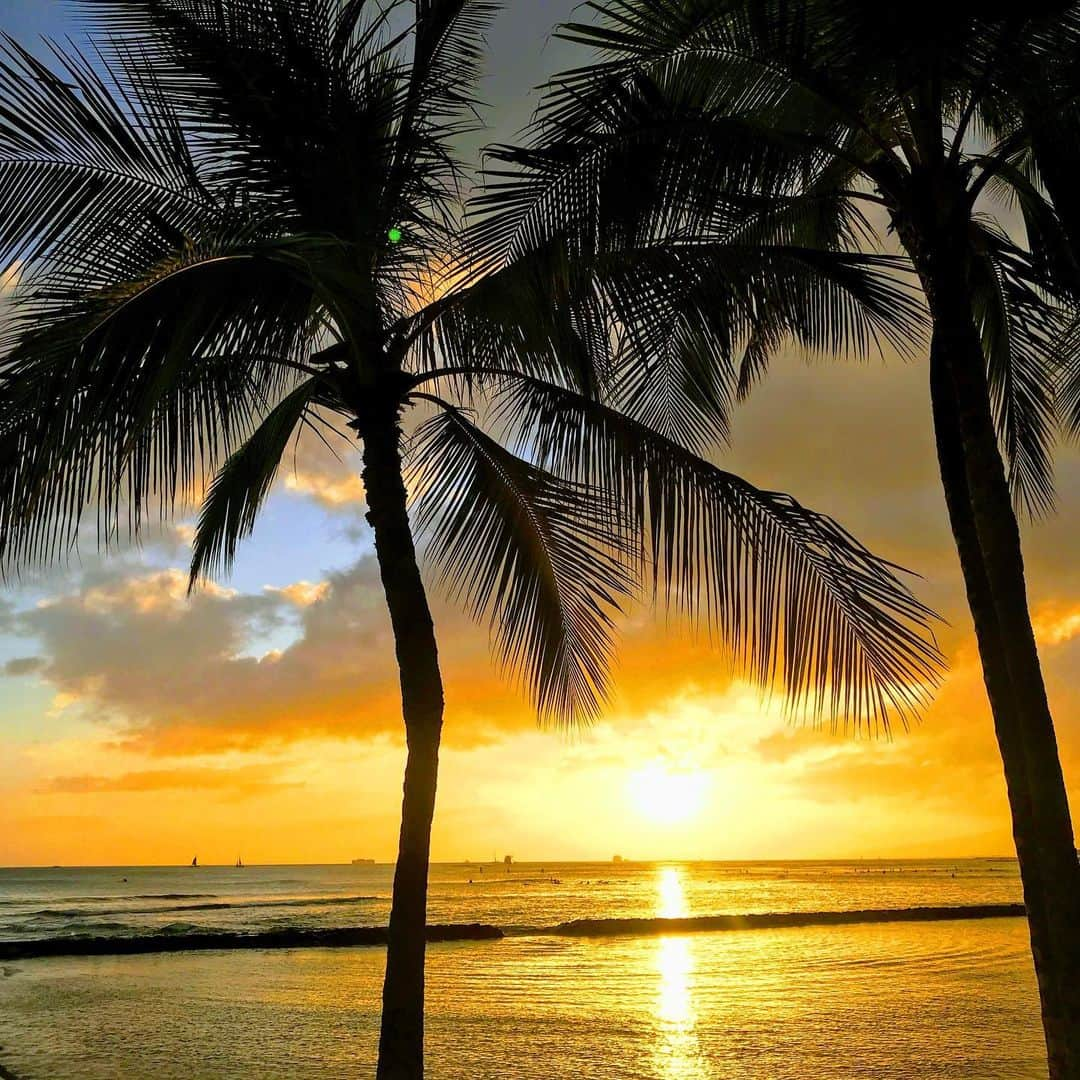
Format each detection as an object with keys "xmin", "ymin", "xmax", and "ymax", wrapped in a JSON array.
[
  {"xmin": 925, "ymin": 245, "xmax": 1080, "ymax": 1079},
  {"xmin": 362, "ymin": 415, "xmax": 445, "ymax": 1080}
]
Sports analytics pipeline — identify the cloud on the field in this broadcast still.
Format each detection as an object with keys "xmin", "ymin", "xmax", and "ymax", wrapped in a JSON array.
[
  {"xmin": 59, "ymin": 567, "xmax": 236, "ymax": 616},
  {"xmin": 0, "ymin": 260, "xmax": 22, "ymax": 295},
  {"xmin": 753, "ymin": 726, "xmax": 836, "ymax": 765},
  {"xmin": 264, "ymin": 580, "xmax": 331, "ymax": 607},
  {"xmin": 11, "ymin": 556, "xmax": 536, "ymax": 755},
  {"xmin": 8, "ymin": 550, "xmax": 799, "ymax": 759},
  {"xmin": 277, "ymin": 420, "xmax": 366, "ymax": 510},
  {"xmin": 12, "ymin": 527, "xmax": 1076, "ymax": 781},
  {"xmin": 38, "ymin": 763, "xmax": 301, "ymax": 798},
  {"xmin": 282, "ymin": 468, "xmax": 366, "ymax": 508},
  {"xmin": 1033, "ymin": 602, "xmax": 1080, "ymax": 647},
  {"xmin": 3, "ymin": 656, "xmax": 45, "ymax": 676}
]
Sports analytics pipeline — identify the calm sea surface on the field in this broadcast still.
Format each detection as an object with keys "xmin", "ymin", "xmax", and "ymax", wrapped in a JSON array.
[{"xmin": 0, "ymin": 860, "xmax": 1047, "ymax": 1078}]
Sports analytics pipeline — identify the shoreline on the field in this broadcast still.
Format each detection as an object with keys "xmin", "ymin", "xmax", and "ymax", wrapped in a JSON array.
[{"xmin": 0, "ymin": 903, "xmax": 1026, "ymax": 962}]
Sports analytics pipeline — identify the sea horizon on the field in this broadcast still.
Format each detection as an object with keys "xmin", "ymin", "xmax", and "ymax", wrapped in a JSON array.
[{"xmin": 0, "ymin": 854, "xmax": 1022, "ymax": 869}]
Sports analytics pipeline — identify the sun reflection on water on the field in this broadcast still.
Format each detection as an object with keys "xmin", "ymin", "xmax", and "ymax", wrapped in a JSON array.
[
  {"xmin": 657, "ymin": 866, "xmax": 688, "ymax": 919},
  {"xmin": 652, "ymin": 867, "xmax": 709, "ymax": 1079}
]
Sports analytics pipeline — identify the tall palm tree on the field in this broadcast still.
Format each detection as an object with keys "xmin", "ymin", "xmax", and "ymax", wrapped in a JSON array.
[
  {"xmin": 478, "ymin": 1, "xmax": 1080, "ymax": 1073},
  {"xmin": 0, "ymin": 2, "xmax": 943, "ymax": 1076}
]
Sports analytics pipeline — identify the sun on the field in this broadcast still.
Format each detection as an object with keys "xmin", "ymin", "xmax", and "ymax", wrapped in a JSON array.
[{"xmin": 628, "ymin": 763, "xmax": 709, "ymax": 825}]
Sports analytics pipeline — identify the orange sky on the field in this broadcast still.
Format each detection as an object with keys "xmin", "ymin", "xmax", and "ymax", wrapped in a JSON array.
[{"xmin": 2, "ymin": 345, "xmax": 1078, "ymax": 867}]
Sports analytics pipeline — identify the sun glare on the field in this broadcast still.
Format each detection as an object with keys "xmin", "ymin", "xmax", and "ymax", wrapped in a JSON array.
[
  {"xmin": 652, "ymin": 868, "xmax": 708, "ymax": 1078},
  {"xmin": 656, "ymin": 866, "xmax": 688, "ymax": 919},
  {"xmin": 628, "ymin": 763, "xmax": 709, "ymax": 825}
]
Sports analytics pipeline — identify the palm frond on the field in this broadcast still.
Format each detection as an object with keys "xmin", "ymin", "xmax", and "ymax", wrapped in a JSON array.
[
  {"xmin": 0, "ymin": 220, "xmax": 323, "ymax": 570},
  {"xmin": 487, "ymin": 373, "xmax": 944, "ymax": 732},
  {"xmin": 0, "ymin": 34, "xmax": 210, "ymax": 278},
  {"xmin": 408, "ymin": 402, "xmax": 637, "ymax": 725},
  {"xmin": 84, "ymin": 0, "xmax": 407, "ymax": 232},
  {"xmin": 190, "ymin": 377, "xmax": 336, "ymax": 586},
  {"xmin": 1048, "ymin": 309, "xmax": 1080, "ymax": 439},
  {"xmin": 969, "ymin": 219, "xmax": 1065, "ymax": 517}
]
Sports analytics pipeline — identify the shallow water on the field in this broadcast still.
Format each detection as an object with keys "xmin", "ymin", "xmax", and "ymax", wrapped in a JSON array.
[{"xmin": 0, "ymin": 861, "xmax": 1047, "ymax": 1079}]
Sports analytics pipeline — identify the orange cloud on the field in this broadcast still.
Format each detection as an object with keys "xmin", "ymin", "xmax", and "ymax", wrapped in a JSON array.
[
  {"xmin": 282, "ymin": 468, "xmax": 366, "ymax": 507},
  {"xmin": 11, "ymin": 557, "xmax": 538, "ymax": 756},
  {"xmin": 264, "ymin": 580, "xmax": 331, "ymax": 607},
  {"xmin": 1033, "ymin": 602, "xmax": 1080, "ymax": 647},
  {"xmin": 277, "ymin": 417, "xmax": 366, "ymax": 509},
  {"xmin": 0, "ymin": 259, "xmax": 22, "ymax": 294},
  {"xmin": 38, "ymin": 763, "xmax": 300, "ymax": 798}
]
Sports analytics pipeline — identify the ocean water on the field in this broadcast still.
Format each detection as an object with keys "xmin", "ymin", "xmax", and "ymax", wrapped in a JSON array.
[{"xmin": 0, "ymin": 860, "xmax": 1048, "ymax": 1078}]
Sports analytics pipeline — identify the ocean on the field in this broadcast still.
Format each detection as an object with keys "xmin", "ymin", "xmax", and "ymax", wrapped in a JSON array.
[{"xmin": 0, "ymin": 860, "xmax": 1048, "ymax": 1078}]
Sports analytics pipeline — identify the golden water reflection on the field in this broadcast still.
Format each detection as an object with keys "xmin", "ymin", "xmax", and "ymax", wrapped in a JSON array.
[
  {"xmin": 652, "ymin": 867, "xmax": 709, "ymax": 1079},
  {"xmin": 657, "ymin": 866, "xmax": 688, "ymax": 919}
]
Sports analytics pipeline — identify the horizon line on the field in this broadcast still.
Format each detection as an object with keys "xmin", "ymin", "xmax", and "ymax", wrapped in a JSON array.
[{"xmin": 0, "ymin": 855, "xmax": 1020, "ymax": 870}]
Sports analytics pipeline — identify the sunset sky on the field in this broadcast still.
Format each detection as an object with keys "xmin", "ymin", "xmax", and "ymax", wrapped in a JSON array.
[{"xmin": 1, "ymin": 0, "xmax": 1079, "ymax": 867}]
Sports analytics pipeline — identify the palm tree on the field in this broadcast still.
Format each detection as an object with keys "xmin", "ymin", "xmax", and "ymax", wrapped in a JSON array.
[
  {"xmin": 478, "ymin": 1, "xmax": 1080, "ymax": 1073},
  {"xmin": 0, "ymin": 2, "xmax": 943, "ymax": 1077}
]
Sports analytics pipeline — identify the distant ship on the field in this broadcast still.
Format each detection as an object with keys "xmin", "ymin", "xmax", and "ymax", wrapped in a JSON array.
[
  {"xmin": 235, "ymin": 856, "xmax": 244, "ymax": 868},
  {"xmin": 351, "ymin": 858, "xmax": 375, "ymax": 865},
  {"xmin": 191, "ymin": 856, "xmax": 198, "ymax": 867},
  {"xmin": 612, "ymin": 855, "xmax": 624, "ymax": 863}
]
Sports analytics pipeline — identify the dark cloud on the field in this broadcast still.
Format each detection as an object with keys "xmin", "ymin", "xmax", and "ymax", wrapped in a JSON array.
[{"xmin": 3, "ymin": 656, "xmax": 45, "ymax": 676}]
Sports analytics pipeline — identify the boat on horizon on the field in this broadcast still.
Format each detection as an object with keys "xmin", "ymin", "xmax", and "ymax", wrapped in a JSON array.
[
  {"xmin": 235, "ymin": 856, "xmax": 244, "ymax": 868},
  {"xmin": 191, "ymin": 856, "xmax": 197, "ymax": 867},
  {"xmin": 351, "ymin": 858, "xmax": 375, "ymax": 865}
]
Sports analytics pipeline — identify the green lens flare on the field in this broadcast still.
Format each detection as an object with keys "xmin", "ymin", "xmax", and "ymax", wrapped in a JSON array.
[{"xmin": 387, "ymin": 227, "xmax": 402, "ymax": 244}]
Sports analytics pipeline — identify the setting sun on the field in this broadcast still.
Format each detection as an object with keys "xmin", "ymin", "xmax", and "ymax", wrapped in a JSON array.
[{"xmin": 628, "ymin": 764, "xmax": 710, "ymax": 825}]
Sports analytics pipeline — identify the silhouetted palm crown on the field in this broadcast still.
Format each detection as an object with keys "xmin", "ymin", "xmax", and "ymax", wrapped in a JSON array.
[
  {"xmin": 485, "ymin": 0, "xmax": 1080, "ymax": 516},
  {"xmin": 466, "ymin": 4, "xmax": 1080, "ymax": 1076},
  {"xmin": 0, "ymin": 0, "xmax": 942, "ymax": 727}
]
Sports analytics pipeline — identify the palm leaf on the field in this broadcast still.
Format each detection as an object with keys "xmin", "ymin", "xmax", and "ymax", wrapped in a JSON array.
[
  {"xmin": 969, "ymin": 219, "xmax": 1064, "ymax": 517},
  {"xmin": 488, "ymin": 373, "xmax": 944, "ymax": 731},
  {"xmin": 0, "ymin": 221, "xmax": 322, "ymax": 569},
  {"xmin": 0, "ymin": 35, "xmax": 210, "ymax": 278},
  {"xmin": 409, "ymin": 402, "xmax": 637, "ymax": 724},
  {"xmin": 189, "ymin": 377, "xmax": 337, "ymax": 585}
]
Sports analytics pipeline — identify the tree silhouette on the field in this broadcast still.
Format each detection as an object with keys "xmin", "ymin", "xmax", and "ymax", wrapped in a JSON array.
[
  {"xmin": 0, "ymin": 2, "xmax": 943, "ymax": 1076},
  {"xmin": 484, "ymin": 2, "xmax": 1080, "ymax": 1073}
]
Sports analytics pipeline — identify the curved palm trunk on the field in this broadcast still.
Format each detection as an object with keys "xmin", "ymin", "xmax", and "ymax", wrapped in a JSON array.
[
  {"xmin": 362, "ymin": 416, "xmax": 445, "ymax": 1080},
  {"xmin": 925, "ymin": 244, "xmax": 1080, "ymax": 1078}
]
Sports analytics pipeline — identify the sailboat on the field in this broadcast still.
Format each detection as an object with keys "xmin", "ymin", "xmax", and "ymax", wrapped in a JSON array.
[
  {"xmin": 235, "ymin": 856, "xmax": 244, "ymax": 868},
  {"xmin": 191, "ymin": 856, "xmax": 198, "ymax": 867}
]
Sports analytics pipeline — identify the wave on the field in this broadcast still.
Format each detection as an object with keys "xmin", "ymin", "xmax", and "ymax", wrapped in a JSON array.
[
  {"xmin": 18, "ymin": 920, "xmax": 140, "ymax": 937},
  {"xmin": 0, "ymin": 894, "xmax": 217, "ymax": 907},
  {"xmin": 0, "ymin": 923, "xmax": 503, "ymax": 961},
  {"xmin": 25, "ymin": 895, "xmax": 378, "ymax": 919},
  {"xmin": 0, "ymin": 904, "xmax": 1027, "ymax": 962},
  {"xmin": 531, "ymin": 903, "xmax": 1027, "ymax": 938}
]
